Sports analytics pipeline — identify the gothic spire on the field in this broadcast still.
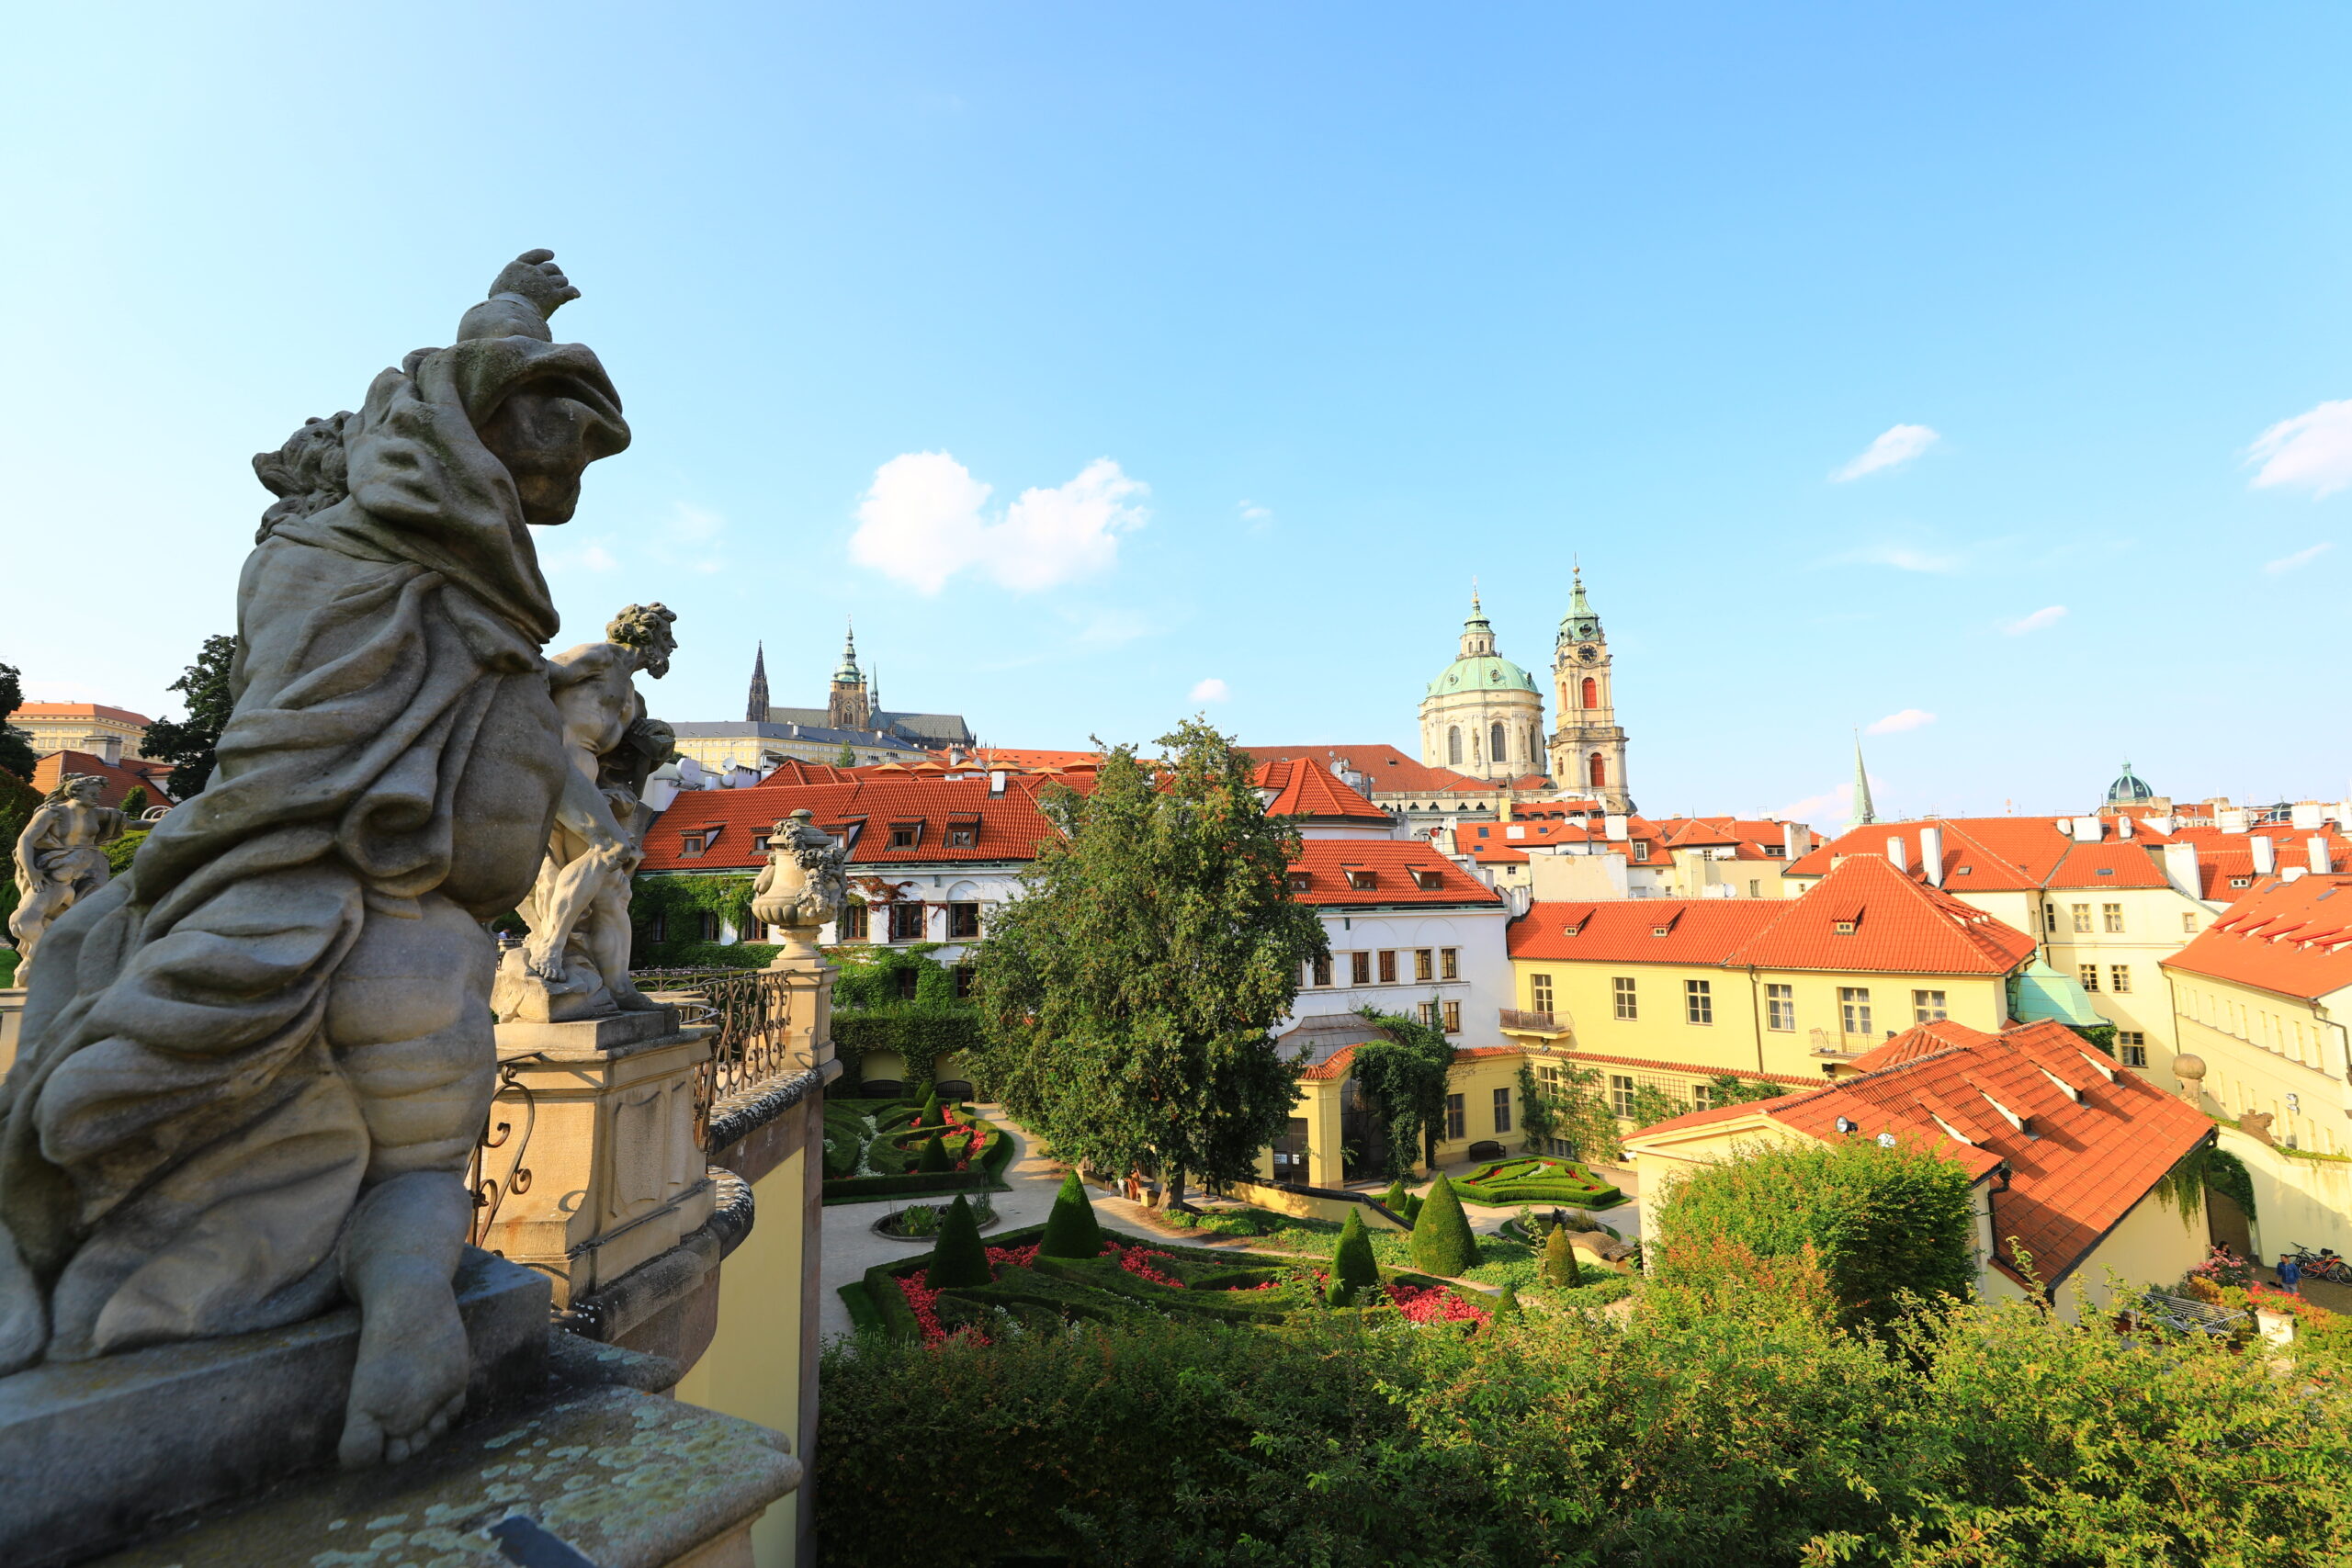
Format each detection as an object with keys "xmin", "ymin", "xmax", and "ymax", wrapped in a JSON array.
[
  {"xmin": 745, "ymin": 641, "xmax": 770, "ymax": 724},
  {"xmin": 1851, "ymin": 731, "xmax": 1877, "ymax": 826},
  {"xmin": 834, "ymin": 617, "xmax": 862, "ymax": 683}
]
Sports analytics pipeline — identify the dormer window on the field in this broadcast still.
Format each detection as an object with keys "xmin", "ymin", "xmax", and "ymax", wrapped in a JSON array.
[
  {"xmin": 679, "ymin": 831, "xmax": 708, "ymax": 858},
  {"xmin": 889, "ymin": 820, "xmax": 922, "ymax": 850},
  {"xmin": 1651, "ymin": 925, "xmax": 1670, "ymax": 937},
  {"xmin": 1412, "ymin": 869, "xmax": 1443, "ymax": 890},
  {"xmin": 1834, "ymin": 919, "xmax": 1857, "ymax": 934},
  {"xmin": 1288, "ymin": 872, "xmax": 1313, "ymax": 894},
  {"xmin": 946, "ymin": 826, "xmax": 976, "ymax": 848},
  {"xmin": 1346, "ymin": 869, "xmax": 1377, "ymax": 891},
  {"xmin": 2231, "ymin": 877, "xmax": 2252, "ymax": 889},
  {"xmin": 1632, "ymin": 841, "xmax": 1651, "ymax": 863}
]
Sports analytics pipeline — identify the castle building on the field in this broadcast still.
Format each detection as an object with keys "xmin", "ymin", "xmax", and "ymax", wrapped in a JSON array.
[
  {"xmin": 1547, "ymin": 570, "xmax": 1634, "ymax": 813},
  {"xmin": 671, "ymin": 622, "xmax": 977, "ymax": 776},
  {"xmin": 1417, "ymin": 591, "xmax": 1546, "ymax": 784}
]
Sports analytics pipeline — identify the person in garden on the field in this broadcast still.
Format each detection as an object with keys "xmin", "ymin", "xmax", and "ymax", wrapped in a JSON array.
[{"xmin": 2278, "ymin": 1253, "xmax": 2301, "ymax": 1295}]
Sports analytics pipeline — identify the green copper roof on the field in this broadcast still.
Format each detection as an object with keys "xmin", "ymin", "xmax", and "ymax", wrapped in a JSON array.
[
  {"xmin": 1556, "ymin": 570, "xmax": 1603, "ymax": 644},
  {"xmin": 2106, "ymin": 761, "xmax": 2154, "ymax": 804},
  {"xmin": 2009, "ymin": 959, "xmax": 2104, "ymax": 1028},
  {"xmin": 834, "ymin": 619, "xmax": 862, "ymax": 683},
  {"xmin": 1428, "ymin": 655, "xmax": 1539, "ymax": 696}
]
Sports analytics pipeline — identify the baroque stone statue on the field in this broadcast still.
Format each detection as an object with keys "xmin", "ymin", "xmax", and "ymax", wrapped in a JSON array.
[
  {"xmin": 6, "ymin": 775, "xmax": 127, "ymax": 991},
  {"xmin": 495, "ymin": 603, "xmax": 677, "ymax": 1021},
  {"xmin": 0, "ymin": 251, "xmax": 628, "ymax": 1468},
  {"xmin": 751, "ymin": 808, "xmax": 847, "ymax": 961}
]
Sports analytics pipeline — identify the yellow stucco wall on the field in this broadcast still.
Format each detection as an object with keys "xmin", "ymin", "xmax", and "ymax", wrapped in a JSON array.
[
  {"xmin": 673, "ymin": 1145, "xmax": 808, "ymax": 1567},
  {"xmin": 2215, "ymin": 1124, "xmax": 2352, "ymax": 1258},
  {"xmin": 2040, "ymin": 1184, "xmax": 2206, "ymax": 1323},
  {"xmin": 1510, "ymin": 957, "xmax": 2007, "ymax": 1077},
  {"xmin": 2168, "ymin": 971, "xmax": 2350, "ymax": 1155}
]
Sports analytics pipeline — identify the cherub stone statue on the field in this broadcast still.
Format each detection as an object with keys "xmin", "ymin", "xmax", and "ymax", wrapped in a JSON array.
[
  {"xmin": 750, "ymin": 808, "xmax": 847, "ymax": 962},
  {"xmin": 495, "ymin": 602, "xmax": 677, "ymax": 1021},
  {"xmin": 6, "ymin": 775, "xmax": 127, "ymax": 991},
  {"xmin": 0, "ymin": 250, "xmax": 628, "ymax": 1468}
]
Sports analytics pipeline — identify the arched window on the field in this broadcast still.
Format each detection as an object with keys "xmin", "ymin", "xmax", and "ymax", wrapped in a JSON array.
[
  {"xmin": 1529, "ymin": 726, "xmax": 1542, "ymax": 764},
  {"xmin": 1489, "ymin": 722, "xmax": 1507, "ymax": 764},
  {"xmin": 1581, "ymin": 676, "xmax": 1598, "ymax": 709},
  {"xmin": 1589, "ymin": 751, "xmax": 1606, "ymax": 788},
  {"xmin": 1447, "ymin": 727, "xmax": 1462, "ymax": 765}
]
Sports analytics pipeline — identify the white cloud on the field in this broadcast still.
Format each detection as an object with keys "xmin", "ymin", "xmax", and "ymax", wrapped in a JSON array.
[
  {"xmin": 537, "ymin": 536, "xmax": 618, "ymax": 573},
  {"xmin": 1778, "ymin": 781, "xmax": 1864, "ymax": 822},
  {"xmin": 1830, "ymin": 542, "xmax": 1962, "ymax": 573},
  {"xmin": 1866, "ymin": 708, "xmax": 1936, "ymax": 735},
  {"xmin": 1238, "ymin": 500, "xmax": 1273, "ymax": 529},
  {"xmin": 666, "ymin": 502, "xmax": 725, "ymax": 542},
  {"xmin": 2247, "ymin": 400, "xmax": 2352, "ymax": 497},
  {"xmin": 1832, "ymin": 423, "xmax": 1940, "ymax": 482},
  {"xmin": 2001, "ymin": 604, "xmax": 2067, "ymax": 635},
  {"xmin": 1189, "ymin": 677, "xmax": 1229, "ymax": 704},
  {"xmin": 851, "ymin": 452, "xmax": 1148, "ymax": 594},
  {"xmin": 2264, "ymin": 541, "xmax": 2334, "ymax": 574}
]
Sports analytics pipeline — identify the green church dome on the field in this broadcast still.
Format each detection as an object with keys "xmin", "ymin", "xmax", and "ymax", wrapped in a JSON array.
[{"xmin": 1427, "ymin": 655, "xmax": 1538, "ymax": 696}]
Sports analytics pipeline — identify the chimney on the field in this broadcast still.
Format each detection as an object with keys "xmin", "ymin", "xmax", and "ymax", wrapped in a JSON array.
[
  {"xmin": 2292, "ymin": 801, "xmax": 2324, "ymax": 831},
  {"xmin": 1886, "ymin": 835, "xmax": 1909, "ymax": 874},
  {"xmin": 2073, "ymin": 816, "xmax": 2102, "ymax": 843},
  {"xmin": 2312, "ymin": 836, "xmax": 2334, "ymax": 875},
  {"xmin": 2162, "ymin": 841, "xmax": 2200, "ymax": 900},
  {"xmin": 1919, "ymin": 826, "xmax": 1944, "ymax": 886},
  {"xmin": 1604, "ymin": 814, "xmax": 1629, "ymax": 841},
  {"xmin": 2252, "ymin": 835, "xmax": 2277, "ymax": 875},
  {"xmin": 2115, "ymin": 814, "xmax": 2133, "ymax": 839},
  {"xmin": 988, "ymin": 769, "xmax": 1007, "ymax": 796},
  {"xmin": 1783, "ymin": 821, "xmax": 1814, "ymax": 859},
  {"xmin": 2218, "ymin": 807, "xmax": 2250, "ymax": 835}
]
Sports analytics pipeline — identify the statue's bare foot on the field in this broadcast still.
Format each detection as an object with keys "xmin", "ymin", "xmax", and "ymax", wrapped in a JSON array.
[
  {"xmin": 337, "ymin": 1258, "xmax": 469, "ymax": 1468},
  {"xmin": 609, "ymin": 979, "xmax": 664, "ymax": 1013},
  {"xmin": 522, "ymin": 933, "xmax": 565, "ymax": 983}
]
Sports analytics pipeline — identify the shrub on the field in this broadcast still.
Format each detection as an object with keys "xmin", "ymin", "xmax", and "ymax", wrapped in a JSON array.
[
  {"xmin": 1491, "ymin": 1283, "xmax": 1521, "ymax": 1321},
  {"xmin": 1651, "ymin": 1134, "xmax": 1975, "ymax": 1333},
  {"xmin": 917, "ymin": 1092, "xmax": 944, "ymax": 1128},
  {"xmin": 1540, "ymin": 1227, "xmax": 1581, "ymax": 1290},
  {"xmin": 1381, "ymin": 1178, "xmax": 1410, "ymax": 1213},
  {"xmin": 1329, "ymin": 1209, "xmax": 1381, "ymax": 1305},
  {"xmin": 1039, "ymin": 1171, "xmax": 1105, "ymax": 1259},
  {"xmin": 917, "ymin": 1134, "xmax": 951, "ymax": 1174},
  {"xmin": 924, "ymin": 1196, "xmax": 990, "ymax": 1289},
  {"xmin": 1410, "ymin": 1172, "xmax": 1476, "ymax": 1278}
]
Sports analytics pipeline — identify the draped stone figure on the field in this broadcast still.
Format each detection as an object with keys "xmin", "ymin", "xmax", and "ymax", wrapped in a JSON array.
[
  {"xmin": 495, "ymin": 603, "xmax": 677, "ymax": 1021},
  {"xmin": 7, "ymin": 775, "xmax": 127, "ymax": 992},
  {"xmin": 0, "ymin": 251, "xmax": 629, "ymax": 1468}
]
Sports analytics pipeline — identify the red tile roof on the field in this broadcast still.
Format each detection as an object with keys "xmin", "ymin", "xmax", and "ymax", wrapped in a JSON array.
[
  {"xmin": 1238, "ymin": 743, "xmax": 1521, "ymax": 797},
  {"xmin": 1287, "ymin": 840, "xmax": 1503, "ymax": 908},
  {"xmin": 1845, "ymin": 1019, "xmax": 2000, "ymax": 1074},
  {"xmin": 639, "ymin": 774, "xmax": 1065, "ymax": 872},
  {"xmin": 28, "ymin": 750, "xmax": 177, "ymax": 810},
  {"xmin": 17, "ymin": 702, "xmax": 154, "ymax": 729},
  {"xmin": 1633, "ymin": 1019, "xmax": 2212, "ymax": 1288},
  {"xmin": 1257, "ymin": 757, "xmax": 1394, "ymax": 824},
  {"xmin": 1453, "ymin": 818, "xmax": 1593, "ymax": 863},
  {"xmin": 1509, "ymin": 897, "xmax": 1780, "ymax": 964},
  {"xmin": 1301, "ymin": 1042, "xmax": 1524, "ymax": 1080},
  {"xmin": 2161, "ymin": 873, "xmax": 2352, "ymax": 1000}
]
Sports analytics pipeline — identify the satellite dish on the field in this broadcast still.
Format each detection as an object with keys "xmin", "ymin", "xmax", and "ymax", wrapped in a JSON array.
[{"xmin": 1876, "ymin": 1132, "xmax": 1897, "ymax": 1148}]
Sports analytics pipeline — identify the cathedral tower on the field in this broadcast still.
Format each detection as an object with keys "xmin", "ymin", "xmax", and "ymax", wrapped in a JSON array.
[
  {"xmin": 745, "ymin": 641, "xmax": 770, "ymax": 723},
  {"xmin": 827, "ymin": 620, "xmax": 872, "ymax": 730},
  {"xmin": 1417, "ymin": 588, "xmax": 1547, "ymax": 783},
  {"xmin": 1547, "ymin": 570, "xmax": 1633, "ymax": 811}
]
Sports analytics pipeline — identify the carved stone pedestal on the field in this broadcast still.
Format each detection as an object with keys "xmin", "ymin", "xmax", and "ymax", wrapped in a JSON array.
[
  {"xmin": 483, "ymin": 1006, "xmax": 718, "ymax": 1306},
  {"xmin": 0, "ymin": 986, "xmax": 24, "ymax": 1077}
]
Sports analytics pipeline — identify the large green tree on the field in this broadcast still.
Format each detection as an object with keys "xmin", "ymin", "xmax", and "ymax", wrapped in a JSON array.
[
  {"xmin": 970, "ymin": 719, "xmax": 1328, "ymax": 1210},
  {"xmin": 0, "ymin": 661, "xmax": 37, "ymax": 782},
  {"xmin": 141, "ymin": 633, "xmax": 237, "ymax": 799},
  {"xmin": 1351, "ymin": 1006, "xmax": 1454, "ymax": 1177}
]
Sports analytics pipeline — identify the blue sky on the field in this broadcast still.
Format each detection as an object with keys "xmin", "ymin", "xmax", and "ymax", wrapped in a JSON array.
[{"xmin": 6, "ymin": 4, "xmax": 2349, "ymax": 823}]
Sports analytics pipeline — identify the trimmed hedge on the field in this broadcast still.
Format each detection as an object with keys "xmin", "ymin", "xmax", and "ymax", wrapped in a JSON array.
[
  {"xmin": 1411, "ymin": 1175, "xmax": 1476, "ymax": 1278},
  {"xmin": 834, "ymin": 1008, "xmax": 983, "ymax": 1095},
  {"xmin": 1039, "ymin": 1171, "xmax": 1105, "ymax": 1259},
  {"xmin": 1451, "ymin": 1157, "xmax": 1623, "ymax": 1210},
  {"xmin": 1330, "ymin": 1210, "xmax": 1381, "ymax": 1305}
]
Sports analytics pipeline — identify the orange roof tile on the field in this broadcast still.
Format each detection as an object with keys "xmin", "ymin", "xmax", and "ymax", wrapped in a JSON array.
[
  {"xmin": 2161, "ymin": 874, "xmax": 2352, "ymax": 1000},
  {"xmin": 28, "ymin": 750, "xmax": 177, "ymax": 809},
  {"xmin": 1287, "ymin": 840, "xmax": 1502, "ymax": 908},
  {"xmin": 1257, "ymin": 757, "xmax": 1394, "ymax": 824},
  {"xmin": 1724, "ymin": 854, "xmax": 2038, "ymax": 976},
  {"xmin": 1509, "ymin": 897, "xmax": 1780, "ymax": 964},
  {"xmin": 1845, "ymin": 1019, "xmax": 1999, "ymax": 1073},
  {"xmin": 1238, "ymin": 743, "xmax": 1518, "ymax": 797},
  {"xmin": 639, "ymin": 774, "xmax": 1064, "ymax": 872}
]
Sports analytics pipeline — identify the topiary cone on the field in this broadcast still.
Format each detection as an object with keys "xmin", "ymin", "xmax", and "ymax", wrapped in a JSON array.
[
  {"xmin": 1038, "ymin": 1169, "xmax": 1105, "ymax": 1258},
  {"xmin": 917, "ymin": 1133, "xmax": 951, "ymax": 1173},
  {"xmin": 1542, "ymin": 1225, "xmax": 1582, "ymax": 1290},
  {"xmin": 1411, "ymin": 1171, "xmax": 1477, "ymax": 1278},
  {"xmin": 1380, "ymin": 1178, "xmax": 1409, "ymax": 1213},
  {"xmin": 924, "ymin": 1195, "xmax": 991, "ymax": 1289},
  {"xmin": 917, "ymin": 1092, "xmax": 944, "ymax": 1128},
  {"xmin": 1494, "ymin": 1281, "xmax": 1523, "ymax": 1320},
  {"xmin": 1329, "ymin": 1208, "xmax": 1381, "ymax": 1306}
]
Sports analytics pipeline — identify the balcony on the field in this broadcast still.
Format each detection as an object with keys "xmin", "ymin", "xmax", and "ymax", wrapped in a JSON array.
[{"xmin": 1499, "ymin": 1008, "xmax": 1572, "ymax": 1036}]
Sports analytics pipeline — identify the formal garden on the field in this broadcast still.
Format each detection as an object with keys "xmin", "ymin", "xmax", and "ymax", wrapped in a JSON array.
[
  {"xmin": 820, "ymin": 1092, "xmax": 1016, "ymax": 1204},
  {"xmin": 1445, "ymin": 1155, "xmax": 1623, "ymax": 1209}
]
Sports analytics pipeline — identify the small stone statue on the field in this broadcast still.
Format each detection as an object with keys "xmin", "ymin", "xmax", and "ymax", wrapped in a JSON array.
[
  {"xmin": 750, "ymin": 808, "xmax": 847, "ymax": 962},
  {"xmin": 496, "ymin": 603, "xmax": 677, "ymax": 1021},
  {"xmin": 6, "ymin": 775, "xmax": 126, "ymax": 991},
  {"xmin": 0, "ymin": 250, "xmax": 629, "ymax": 1468}
]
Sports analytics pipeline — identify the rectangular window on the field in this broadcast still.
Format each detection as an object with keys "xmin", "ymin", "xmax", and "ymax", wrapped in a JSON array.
[
  {"xmin": 678, "ymin": 831, "xmax": 707, "ymax": 858},
  {"xmin": 1351, "ymin": 952, "xmax": 1372, "ymax": 986},
  {"xmin": 2102, "ymin": 903, "xmax": 2124, "ymax": 933},
  {"xmin": 952, "ymin": 965, "xmax": 977, "ymax": 1000},
  {"xmin": 946, "ymin": 902, "xmax": 981, "ymax": 940},
  {"xmin": 1444, "ymin": 1094, "xmax": 1466, "ymax": 1140},
  {"xmin": 889, "ymin": 823, "xmax": 920, "ymax": 849},
  {"xmin": 1684, "ymin": 978, "xmax": 1713, "ymax": 1024},
  {"xmin": 2109, "ymin": 964, "xmax": 2132, "ymax": 994},
  {"xmin": 838, "ymin": 901, "xmax": 868, "ymax": 942},
  {"xmin": 1419, "ymin": 1001, "xmax": 1438, "ymax": 1027},
  {"xmin": 1311, "ymin": 953, "xmax": 1332, "ymax": 987},
  {"xmin": 1913, "ymin": 989, "xmax": 1947, "ymax": 1022},
  {"xmin": 1613, "ymin": 976, "xmax": 1638, "ymax": 1020},
  {"xmin": 895, "ymin": 966, "xmax": 921, "ymax": 1000},
  {"xmin": 2182, "ymin": 912, "xmax": 2198, "ymax": 934},
  {"xmin": 1633, "ymin": 840, "xmax": 1651, "ymax": 863},
  {"xmin": 1441, "ymin": 947, "xmax": 1460, "ymax": 980},
  {"xmin": 888, "ymin": 901, "xmax": 925, "ymax": 942},
  {"xmin": 1415, "ymin": 948, "xmax": 1434, "ymax": 982},
  {"xmin": 1609, "ymin": 1074, "xmax": 1636, "ymax": 1119},
  {"xmin": 1838, "ymin": 987, "xmax": 1872, "ymax": 1037},
  {"xmin": 649, "ymin": 909, "xmax": 668, "ymax": 942},
  {"xmin": 1443, "ymin": 1000, "xmax": 1462, "ymax": 1032},
  {"xmin": 2071, "ymin": 903, "xmax": 2092, "ymax": 933},
  {"xmin": 1274, "ymin": 1117, "xmax": 1311, "ymax": 1173},
  {"xmin": 698, "ymin": 910, "xmax": 719, "ymax": 942},
  {"xmin": 2078, "ymin": 964, "xmax": 2100, "ymax": 992},
  {"xmin": 2118, "ymin": 1030, "xmax": 2148, "ymax": 1068},
  {"xmin": 2044, "ymin": 904, "xmax": 2059, "ymax": 933},
  {"xmin": 1493, "ymin": 1087, "xmax": 1512, "ymax": 1134},
  {"xmin": 1747, "ymin": 879, "xmax": 1760, "ymax": 897},
  {"xmin": 1531, "ymin": 973, "xmax": 1555, "ymax": 1013},
  {"xmin": 1378, "ymin": 950, "xmax": 1398, "ymax": 984},
  {"xmin": 1766, "ymin": 983, "xmax": 1794, "ymax": 1031},
  {"xmin": 945, "ymin": 825, "xmax": 976, "ymax": 848}
]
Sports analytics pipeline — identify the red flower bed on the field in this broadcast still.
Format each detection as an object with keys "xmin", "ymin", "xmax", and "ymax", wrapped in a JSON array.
[
  {"xmin": 894, "ymin": 1272, "xmax": 991, "ymax": 1347},
  {"xmin": 1385, "ymin": 1281, "xmax": 1491, "ymax": 1325},
  {"xmin": 984, "ymin": 1241, "xmax": 1041, "ymax": 1269},
  {"xmin": 1116, "ymin": 1245, "xmax": 1184, "ymax": 1288}
]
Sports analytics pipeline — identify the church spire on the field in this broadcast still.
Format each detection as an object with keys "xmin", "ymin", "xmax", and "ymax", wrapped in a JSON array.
[
  {"xmin": 1851, "ymin": 731, "xmax": 1877, "ymax": 826},
  {"xmin": 828, "ymin": 617, "xmax": 873, "ymax": 730},
  {"xmin": 745, "ymin": 641, "xmax": 770, "ymax": 723},
  {"xmin": 834, "ymin": 617, "xmax": 861, "ymax": 682}
]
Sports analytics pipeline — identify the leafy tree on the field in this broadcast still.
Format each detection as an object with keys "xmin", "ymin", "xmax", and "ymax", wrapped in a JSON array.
[
  {"xmin": 1329, "ymin": 1209, "xmax": 1380, "ymax": 1305},
  {"xmin": 1038, "ymin": 1170, "xmax": 1104, "ymax": 1259},
  {"xmin": 1541, "ymin": 1225, "xmax": 1582, "ymax": 1290},
  {"xmin": 917, "ymin": 1133, "xmax": 951, "ymax": 1173},
  {"xmin": 970, "ymin": 719, "xmax": 1328, "ymax": 1210},
  {"xmin": 117, "ymin": 785, "xmax": 150, "ymax": 818},
  {"xmin": 1410, "ymin": 1172, "xmax": 1476, "ymax": 1278},
  {"xmin": 141, "ymin": 633, "xmax": 237, "ymax": 799},
  {"xmin": 0, "ymin": 661, "xmax": 35, "ymax": 781},
  {"xmin": 923, "ymin": 1196, "xmax": 990, "ymax": 1289},
  {"xmin": 1351, "ymin": 1006, "xmax": 1454, "ymax": 1178},
  {"xmin": 1514, "ymin": 1062, "xmax": 1555, "ymax": 1149},
  {"xmin": 1651, "ymin": 1134, "xmax": 1977, "ymax": 1333},
  {"xmin": 836, "ymin": 741, "xmax": 859, "ymax": 767},
  {"xmin": 1704, "ymin": 1074, "xmax": 1792, "ymax": 1108},
  {"xmin": 1519, "ymin": 1060, "xmax": 1622, "ymax": 1161}
]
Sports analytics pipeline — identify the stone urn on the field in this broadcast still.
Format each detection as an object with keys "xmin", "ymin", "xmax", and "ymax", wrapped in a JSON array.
[{"xmin": 750, "ymin": 807, "xmax": 847, "ymax": 963}]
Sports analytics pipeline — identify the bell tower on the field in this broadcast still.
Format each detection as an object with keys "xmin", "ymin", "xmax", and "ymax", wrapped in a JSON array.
[
  {"xmin": 1547, "ymin": 568, "xmax": 1634, "ymax": 812},
  {"xmin": 826, "ymin": 619, "xmax": 872, "ymax": 730}
]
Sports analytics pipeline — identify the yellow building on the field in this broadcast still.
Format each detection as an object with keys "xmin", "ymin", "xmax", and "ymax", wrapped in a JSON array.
[
  {"xmin": 1623, "ymin": 1019, "xmax": 2213, "ymax": 1320},
  {"xmin": 12, "ymin": 701, "xmax": 154, "ymax": 764},
  {"xmin": 1505, "ymin": 851, "xmax": 2041, "ymax": 1082}
]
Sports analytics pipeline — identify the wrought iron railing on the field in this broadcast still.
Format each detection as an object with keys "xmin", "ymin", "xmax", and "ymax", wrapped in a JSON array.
[
  {"xmin": 468, "ymin": 1052, "xmax": 543, "ymax": 1251},
  {"xmin": 666, "ymin": 969, "xmax": 802, "ymax": 1145}
]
